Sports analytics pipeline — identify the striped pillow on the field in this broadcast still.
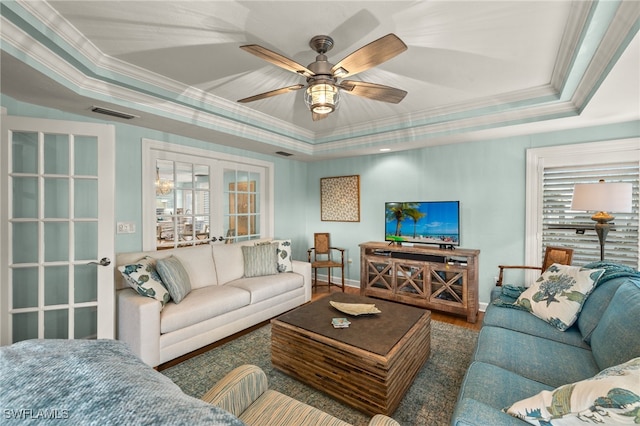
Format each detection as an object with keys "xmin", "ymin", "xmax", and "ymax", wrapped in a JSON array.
[
  {"xmin": 242, "ymin": 243, "xmax": 278, "ymax": 278},
  {"xmin": 156, "ymin": 256, "xmax": 192, "ymax": 304}
]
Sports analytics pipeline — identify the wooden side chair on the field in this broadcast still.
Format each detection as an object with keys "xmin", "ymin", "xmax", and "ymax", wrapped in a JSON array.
[
  {"xmin": 496, "ymin": 246, "xmax": 574, "ymax": 286},
  {"xmin": 307, "ymin": 233, "xmax": 345, "ymax": 292}
]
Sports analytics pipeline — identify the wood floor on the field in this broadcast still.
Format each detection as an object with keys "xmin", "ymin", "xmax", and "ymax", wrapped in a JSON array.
[{"xmin": 313, "ymin": 284, "xmax": 484, "ymax": 332}]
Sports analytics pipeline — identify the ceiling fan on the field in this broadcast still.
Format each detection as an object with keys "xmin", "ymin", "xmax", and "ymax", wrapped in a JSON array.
[{"xmin": 237, "ymin": 34, "xmax": 408, "ymax": 121}]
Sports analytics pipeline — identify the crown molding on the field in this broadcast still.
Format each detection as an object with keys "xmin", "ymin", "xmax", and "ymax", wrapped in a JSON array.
[
  {"xmin": 571, "ymin": 0, "xmax": 640, "ymax": 111},
  {"xmin": 312, "ymin": 100, "xmax": 579, "ymax": 155},
  {"xmin": 4, "ymin": 0, "xmax": 637, "ymax": 159}
]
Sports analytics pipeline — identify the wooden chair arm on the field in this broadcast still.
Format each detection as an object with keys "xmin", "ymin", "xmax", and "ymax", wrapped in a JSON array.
[{"xmin": 496, "ymin": 265, "xmax": 542, "ymax": 286}]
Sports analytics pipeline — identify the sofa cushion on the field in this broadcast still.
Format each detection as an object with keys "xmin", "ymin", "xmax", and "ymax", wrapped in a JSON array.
[
  {"xmin": 482, "ymin": 303, "xmax": 590, "ymax": 349},
  {"xmin": 590, "ymin": 281, "xmax": 640, "ymax": 370},
  {"xmin": 514, "ymin": 264, "xmax": 604, "ymax": 331},
  {"xmin": 504, "ymin": 357, "xmax": 640, "ymax": 424},
  {"xmin": 161, "ymin": 286, "xmax": 251, "ymax": 334},
  {"xmin": 242, "ymin": 243, "xmax": 278, "ymax": 278},
  {"xmin": 578, "ymin": 276, "xmax": 633, "ymax": 344},
  {"xmin": 171, "ymin": 244, "xmax": 217, "ymax": 289},
  {"xmin": 473, "ymin": 326, "xmax": 600, "ymax": 388},
  {"xmin": 455, "ymin": 361, "xmax": 553, "ymax": 422},
  {"xmin": 117, "ymin": 256, "xmax": 171, "ymax": 307},
  {"xmin": 226, "ymin": 273, "xmax": 304, "ymax": 304},
  {"xmin": 212, "ymin": 243, "xmax": 245, "ymax": 285},
  {"xmin": 156, "ymin": 256, "xmax": 192, "ymax": 304},
  {"xmin": 274, "ymin": 239, "xmax": 293, "ymax": 273}
]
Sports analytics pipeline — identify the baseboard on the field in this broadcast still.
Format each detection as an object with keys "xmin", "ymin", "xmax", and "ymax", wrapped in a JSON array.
[{"xmin": 313, "ymin": 273, "xmax": 359, "ymax": 288}]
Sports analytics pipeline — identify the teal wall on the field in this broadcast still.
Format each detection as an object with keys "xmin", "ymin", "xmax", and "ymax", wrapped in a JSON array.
[
  {"xmin": 305, "ymin": 122, "xmax": 640, "ymax": 304},
  {"xmin": 1, "ymin": 95, "xmax": 310, "ymax": 259},
  {"xmin": 3, "ymin": 95, "xmax": 639, "ymax": 305}
]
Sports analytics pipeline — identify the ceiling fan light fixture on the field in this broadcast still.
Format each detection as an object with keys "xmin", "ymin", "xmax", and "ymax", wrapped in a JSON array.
[{"xmin": 304, "ymin": 82, "xmax": 339, "ymax": 114}]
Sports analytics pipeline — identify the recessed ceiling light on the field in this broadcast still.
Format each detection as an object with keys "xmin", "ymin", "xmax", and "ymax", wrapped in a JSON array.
[{"xmin": 379, "ymin": 148, "xmax": 391, "ymax": 152}]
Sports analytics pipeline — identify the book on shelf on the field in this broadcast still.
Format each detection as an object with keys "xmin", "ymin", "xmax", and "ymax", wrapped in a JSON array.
[{"xmin": 331, "ymin": 317, "xmax": 351, "ymax": 328}]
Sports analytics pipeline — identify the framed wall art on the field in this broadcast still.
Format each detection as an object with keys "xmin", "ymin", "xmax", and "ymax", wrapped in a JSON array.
[{"xmin": 320, "ymin": 175, "xmax": 360, "ymax": 222}]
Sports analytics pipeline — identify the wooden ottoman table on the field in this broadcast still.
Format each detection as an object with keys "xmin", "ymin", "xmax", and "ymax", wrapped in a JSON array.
[{"xmin": 271, "ymin": 292, "xmax": 431, "ymax": 416}]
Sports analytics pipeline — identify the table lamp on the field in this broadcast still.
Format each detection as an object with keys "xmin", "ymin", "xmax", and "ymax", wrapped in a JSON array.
[{"xmin": 570, "ymin": 179, "xmax": 633, "ymax": 261}]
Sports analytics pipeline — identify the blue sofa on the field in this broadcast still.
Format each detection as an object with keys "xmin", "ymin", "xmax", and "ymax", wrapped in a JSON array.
[{"xmin": 452, "ymin": 262, "xmax": 640, "ymax": 425}]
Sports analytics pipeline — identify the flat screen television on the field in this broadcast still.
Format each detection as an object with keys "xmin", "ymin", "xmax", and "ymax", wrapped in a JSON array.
[{"xmin": 385, "ymin": 201, "xmax": 460, "ymax": 247}]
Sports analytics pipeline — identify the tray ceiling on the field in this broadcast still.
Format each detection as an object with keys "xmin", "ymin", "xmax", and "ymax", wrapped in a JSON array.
[{"xmin": 1, "ymin": 1, "xmax": 638, "ymax": 160}]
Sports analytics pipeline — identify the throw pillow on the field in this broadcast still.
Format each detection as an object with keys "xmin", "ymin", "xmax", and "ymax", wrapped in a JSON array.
[
  {"xmin": 156, "ymin": 256, "xmax": 192, "ymax": 304},
  {"xmin": 504, "ymin": 357, "xmax": 640, "ymax": 425},
  {"xmin": 242, "ymin": 243, "xmax": 278, "ymax": 278},
  {"xmin": 118, "ymin": 257, "xmax": 170, "ymax": 307},
  {"xmin": 273, "ymin": 239, "xmax": 293, "ymax": 273},
  {"xmin": 514, "ymin": 264, "xmax": 605, "ymax": 331}
]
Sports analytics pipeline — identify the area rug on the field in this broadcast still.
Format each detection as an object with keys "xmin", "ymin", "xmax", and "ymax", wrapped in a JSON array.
[{"xmin": 162, "ymin": 320, "xmax": 478, "ymax": 425}]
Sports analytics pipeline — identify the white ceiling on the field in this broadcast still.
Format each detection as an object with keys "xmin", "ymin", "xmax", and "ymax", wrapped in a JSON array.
[{"xmin": 1, "ymin": 1, "xmax": 639, "ymax": 160}]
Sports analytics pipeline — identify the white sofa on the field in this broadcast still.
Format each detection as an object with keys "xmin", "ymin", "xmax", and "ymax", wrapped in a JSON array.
[{"xmin": 115, "ymin": 239, "xmax": 311, "ymax": 367}]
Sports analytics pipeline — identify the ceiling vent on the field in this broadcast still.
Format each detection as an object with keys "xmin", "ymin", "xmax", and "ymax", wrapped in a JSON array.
[
  {"xmin": 90, "ymin": 106, "xmax": 138, "ymax": 120},
  {"xmin": 275, "ymin": 151, "xmax": 293, "ymax": 157}
]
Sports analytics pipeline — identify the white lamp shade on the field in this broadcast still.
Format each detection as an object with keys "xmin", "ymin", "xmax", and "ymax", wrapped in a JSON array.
[{"xmin": 571, "ymin": 182, "xmax": 633, "ymax": 213}]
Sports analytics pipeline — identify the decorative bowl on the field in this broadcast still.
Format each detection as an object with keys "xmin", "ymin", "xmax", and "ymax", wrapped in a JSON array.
[{"xmin": 329, "ymin": 300, "xmax": 381, "ymax": 316}]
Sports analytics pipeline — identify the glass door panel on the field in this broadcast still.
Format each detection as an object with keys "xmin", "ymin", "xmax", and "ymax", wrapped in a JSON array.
[
  {"xmin": 155, "ymin": 159, "xmax": 211, "ymax": 249},
  {"xmin": 12, "ymin": 268, "xmax": 38, "ymax": 309},
  {"xmin": 44, "ymin": 265, "xmax": 69, "ymax": 305},
  {"xmin": 224, "ymin": 168, "xmax": 260, "ymax": 241},
  {"xmin": 12, "ymin": 177, "xmax": 38, "ymax": 218}
]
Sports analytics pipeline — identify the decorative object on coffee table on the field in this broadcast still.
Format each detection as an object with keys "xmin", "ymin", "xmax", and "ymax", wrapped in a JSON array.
[{"xmin": 329, "ymin": 300, "xmax": 381, "ymax": 315}]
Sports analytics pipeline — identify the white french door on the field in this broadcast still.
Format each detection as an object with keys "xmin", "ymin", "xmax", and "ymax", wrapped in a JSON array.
[
  {"xmin": 1, "ymin": 116, "xmax": 115, "ymax": 345},
  {"xmin": 142, "ymin": 139, "xmax": 272, "ymax": 251}
]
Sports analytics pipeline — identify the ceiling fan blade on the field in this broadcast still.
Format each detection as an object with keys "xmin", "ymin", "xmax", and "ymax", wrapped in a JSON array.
[
  {"xmin": 237, "ymin": 84, "xmax": 305, "ymax": 103},
  {"xmin": 339, "ymin": 80, "xmax": 407, "ymax": 103},
  {"xmin": 312, "ymin": 112, "xmax": 330, "ymax": 121},
  {"xmin": 331, "ymin": 34, "xmax": 407, "ymax": 78},
  {"xmin": 240, "ymin": 45, "xmax": 315, "ymax": 78}
]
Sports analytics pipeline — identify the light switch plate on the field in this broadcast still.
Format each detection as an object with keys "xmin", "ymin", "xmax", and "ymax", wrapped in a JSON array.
[{"xmin": 117, "ymin": 222, "xmax": 136, "ymax": 234}]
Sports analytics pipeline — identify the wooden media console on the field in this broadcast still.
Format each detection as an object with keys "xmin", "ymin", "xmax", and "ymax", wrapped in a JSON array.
[{"xmin": 360, "ymin": 242, "xmax": 480, "ymax": 323}]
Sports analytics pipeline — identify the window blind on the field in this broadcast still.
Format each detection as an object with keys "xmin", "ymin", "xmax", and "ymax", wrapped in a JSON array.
[{"xmin": 542, "ymin": 162, "xmax": 639, "ymax": 267}]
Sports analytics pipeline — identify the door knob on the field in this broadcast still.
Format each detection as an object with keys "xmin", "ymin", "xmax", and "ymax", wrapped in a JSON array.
[{"xmin": 88, "ymin": 257, "xmax": 111, "ymax": 267}]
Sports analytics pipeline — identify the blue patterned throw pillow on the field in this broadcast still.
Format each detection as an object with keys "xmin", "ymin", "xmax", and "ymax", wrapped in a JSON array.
[
  {"xmin": 274, "ymin": 239, "xmax": 293, "ymax": 273},
  {"xmin": 514, "ymin": 263, "xmax": 605, "ymax": 331},
  {"xmin": 118, "ymin": 256, "xmax": 170, "ymax": 307},
  {"xmin": 504, "ymin": 357, "xmax": 640, "ymax": 424}
]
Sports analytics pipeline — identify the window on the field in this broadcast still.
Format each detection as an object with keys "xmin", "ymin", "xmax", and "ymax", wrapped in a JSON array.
[
  {"xmin": 142, "ymin": 140, "xmax": 273, "ymax": 251},
  {"xmin": 526, "ymin": 139, "xmax": 639, "ymax": 275},
  {"xmin": 542, "ymin": 162, "xmax": 638, "ymax": 265}
]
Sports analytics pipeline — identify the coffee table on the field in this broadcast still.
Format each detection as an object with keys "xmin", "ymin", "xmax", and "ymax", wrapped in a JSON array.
[{"xmin": 271, "ymin": 292, "xmax": 431, "ymax": 416}]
